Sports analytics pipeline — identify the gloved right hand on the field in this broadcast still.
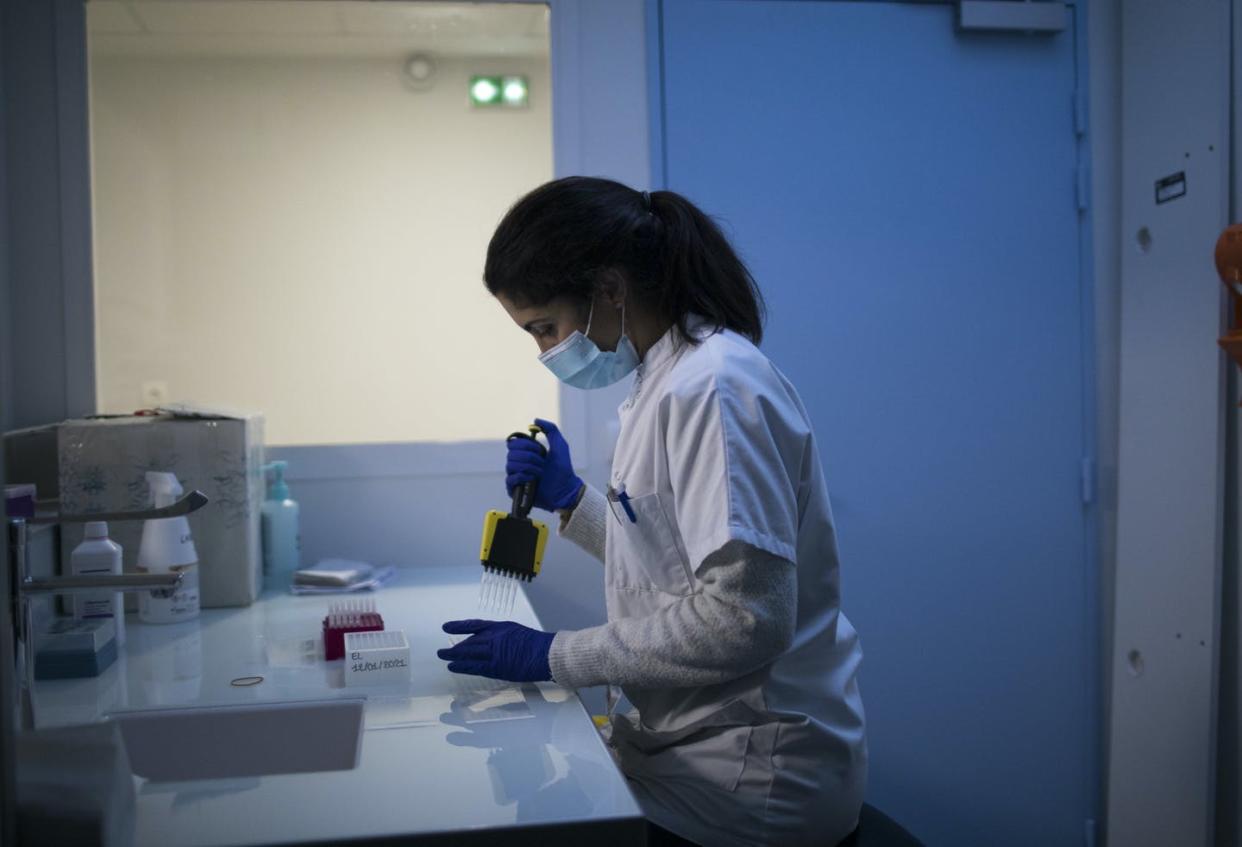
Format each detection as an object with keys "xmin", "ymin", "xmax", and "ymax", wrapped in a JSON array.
[
  {"xmin": 437, "ymin": 619, "xmax": 555, "ymax": 682},
  {"xmin": 506, "ymin": 418, "xmax": 583, "ymax": 512}
]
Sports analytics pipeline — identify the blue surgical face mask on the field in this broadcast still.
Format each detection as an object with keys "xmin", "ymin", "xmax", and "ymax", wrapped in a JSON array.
[{"xmin": 539, "ymin": 299, "xmax": 640, "ymax": 389}]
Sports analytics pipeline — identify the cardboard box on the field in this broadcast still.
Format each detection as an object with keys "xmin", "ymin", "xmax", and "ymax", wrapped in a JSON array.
[{"xmin": 5, "ymin": 407, "xmax": 265, "ymax": 608}]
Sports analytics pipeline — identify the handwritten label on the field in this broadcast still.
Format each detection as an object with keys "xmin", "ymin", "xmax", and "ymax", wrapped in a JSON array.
[{"xmin": 350, "ymin": 657, "xmax": 409, "ymax": 674}]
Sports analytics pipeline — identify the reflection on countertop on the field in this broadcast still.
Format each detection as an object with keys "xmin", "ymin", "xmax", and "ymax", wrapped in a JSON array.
[{"xmin": 31, "ymin": 566, "xmax": 643, "ymax": 847}]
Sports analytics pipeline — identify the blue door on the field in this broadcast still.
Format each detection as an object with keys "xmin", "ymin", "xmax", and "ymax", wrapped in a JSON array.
[{"xmin": 659, "ymin": 2, "xmax": 1094, "ymax": 844}]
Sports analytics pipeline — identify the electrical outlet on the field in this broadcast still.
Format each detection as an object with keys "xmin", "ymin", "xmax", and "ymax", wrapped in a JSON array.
[{"xmin": 141, "ymin": 381, "xmax": 169, "ymax": 407}]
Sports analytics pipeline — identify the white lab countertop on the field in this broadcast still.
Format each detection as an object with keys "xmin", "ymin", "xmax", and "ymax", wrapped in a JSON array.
[{"xmin": 31, "ymin": 566, "xmax": 645, "ymax": 846}]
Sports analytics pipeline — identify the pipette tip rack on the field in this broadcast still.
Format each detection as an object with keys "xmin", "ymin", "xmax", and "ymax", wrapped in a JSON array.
[{"xmin": 323, "ymin": 598, "xmax": 383, "ymax": 661}]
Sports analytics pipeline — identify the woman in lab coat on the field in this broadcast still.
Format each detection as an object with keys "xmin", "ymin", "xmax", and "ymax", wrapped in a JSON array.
[{"xmin": 437, "ymin": 176, "xmax": 867, "ymax": 847}]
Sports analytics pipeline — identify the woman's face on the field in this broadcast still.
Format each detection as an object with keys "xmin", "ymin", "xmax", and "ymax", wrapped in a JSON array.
[{"xmin": 498, "ymin": 293, "xmax": 621, "ymax": 355}]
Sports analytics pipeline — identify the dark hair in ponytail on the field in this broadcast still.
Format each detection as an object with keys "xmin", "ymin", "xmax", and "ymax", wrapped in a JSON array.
[{"xmin": 484, "ymin": 176, "xmax": 765, "ymax": 345}]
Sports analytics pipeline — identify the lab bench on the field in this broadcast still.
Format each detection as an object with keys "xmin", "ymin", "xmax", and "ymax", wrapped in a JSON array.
[{"xmin": 30, "ymin": 566, "xmax": 645, "ymax": 846}]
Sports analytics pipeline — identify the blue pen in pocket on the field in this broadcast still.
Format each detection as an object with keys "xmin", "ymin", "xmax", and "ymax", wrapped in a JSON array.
[{"xmin": 607, "ymin": 484, "xmax": 639, "ymax": 524}]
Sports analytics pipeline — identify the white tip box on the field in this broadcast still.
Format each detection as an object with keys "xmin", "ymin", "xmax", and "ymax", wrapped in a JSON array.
[{"xmin": 344, "ymin": 630, "xmax": 411, "ymax": 687}]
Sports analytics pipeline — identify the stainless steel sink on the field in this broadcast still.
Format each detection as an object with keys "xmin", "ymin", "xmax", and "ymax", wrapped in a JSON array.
[{"xmin": 108, "ymin": 698, "xmax": 364, "ymax": 782}]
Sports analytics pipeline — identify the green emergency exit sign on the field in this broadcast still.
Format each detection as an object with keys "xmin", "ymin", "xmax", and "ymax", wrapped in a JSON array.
[{"xmin": 470, "ymin": 75, "xmax": 528, "ymax": 108}]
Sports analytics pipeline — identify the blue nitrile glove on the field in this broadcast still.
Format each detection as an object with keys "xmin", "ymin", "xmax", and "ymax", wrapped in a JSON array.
[
  {"xmin": 437, "ymin": 619, "xmax": 555, "ymax": 682},
  {"xmin": 505, "ymin": 418, "xmax": 583, "ymax": 512}
]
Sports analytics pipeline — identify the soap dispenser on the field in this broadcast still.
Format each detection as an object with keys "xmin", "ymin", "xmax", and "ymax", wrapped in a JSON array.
[
  {"xmin": 261, "ymin": 461, "xmax": 301, "ymax": 592},
  {"xmin": 137, "ymin": 471, "xmax": 200, "ymax": 623}
]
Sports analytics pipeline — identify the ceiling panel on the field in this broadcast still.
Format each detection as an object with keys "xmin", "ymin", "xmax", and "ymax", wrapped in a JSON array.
[
  {"xmin": 89, "ymin": 1, "xmax": 548, "ymax": 58},
  {"xmin": 131, "ymin": 1, "xmax": 340, "ymax": 36}
]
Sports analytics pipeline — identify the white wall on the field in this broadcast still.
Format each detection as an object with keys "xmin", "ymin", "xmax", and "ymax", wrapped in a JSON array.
[
  {"xmin": 90, "ymin": 50, "xmax": 557, "ymax": 446},
  {"xmin": 1108, "ymin": 2, "xmax": 1232, "ymax": 845}
]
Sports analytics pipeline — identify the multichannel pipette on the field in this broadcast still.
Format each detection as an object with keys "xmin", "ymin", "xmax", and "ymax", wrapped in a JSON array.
[{"xmin": 477, "ymin": 425, "xmax": 548, "ymax": 616}]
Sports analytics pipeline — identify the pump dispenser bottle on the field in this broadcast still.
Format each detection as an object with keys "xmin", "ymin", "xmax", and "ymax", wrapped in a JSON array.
[
  {"xmin": 70, "ymin": 521, "xmax": 125, "ymax": 645},
  {"xmin": 261, "ymin": 461, "xmax": 300, "ymax": 592},
  {"xmin": 137, "ymin": 471, "xmax": 200, "ymax": 623}
]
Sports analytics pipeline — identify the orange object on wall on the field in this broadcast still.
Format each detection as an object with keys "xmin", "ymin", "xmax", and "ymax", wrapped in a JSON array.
[{"xmin": 1216, "ymin": 224, "xmax": 1242, "ymax": 378}]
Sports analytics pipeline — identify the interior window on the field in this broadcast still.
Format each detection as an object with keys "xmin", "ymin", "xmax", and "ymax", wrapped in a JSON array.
[{"xmin": 87, "ymin": 0, "xmax": 556, "ymax": 445}]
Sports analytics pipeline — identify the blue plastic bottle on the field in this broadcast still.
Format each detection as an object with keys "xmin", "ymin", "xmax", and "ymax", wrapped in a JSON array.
[{"xmin": 261, "ymin": 461, "xmax": 301, "ymax": 592}]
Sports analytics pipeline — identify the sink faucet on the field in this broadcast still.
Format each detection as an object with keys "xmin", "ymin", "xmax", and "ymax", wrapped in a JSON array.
[{"xmin": 6, "ymin": 490, "xmax": 209, "ymax": 720}]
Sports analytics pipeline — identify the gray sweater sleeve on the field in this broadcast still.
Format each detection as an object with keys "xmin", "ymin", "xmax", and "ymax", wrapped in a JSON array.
[
  {"xmin": 547, "ymin": 540, "xmax": 797, "ymax": 690},
  {"xmin": 557, "ymin": 483, "xmax": 607, "ymax": 563}
]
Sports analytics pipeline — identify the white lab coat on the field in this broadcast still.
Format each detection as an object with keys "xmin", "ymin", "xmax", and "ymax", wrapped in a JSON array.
[{"xmin": 602, "ymin": 317, "xmax": 867, "ymax": 847}]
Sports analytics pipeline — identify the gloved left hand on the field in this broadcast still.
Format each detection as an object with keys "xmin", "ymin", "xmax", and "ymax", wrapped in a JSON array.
[{"xmin": 437, "ymin": 619, "xmax": 555, "ymax": 682}]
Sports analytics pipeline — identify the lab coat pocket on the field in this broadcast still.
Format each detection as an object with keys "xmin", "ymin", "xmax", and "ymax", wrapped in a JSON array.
[
  {"xmin": 623, "ymin": 699, "xmax": 758, "ymax": 793},
  {"xmin": 645, "ymin": 723, "xmax": 752, "ymax": 793},
  {"xmin": 613, "ymin": 492, "xmax": 695, "ymax": 597}
]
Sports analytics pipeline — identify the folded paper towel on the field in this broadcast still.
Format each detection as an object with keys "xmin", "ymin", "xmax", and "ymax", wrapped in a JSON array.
[{"xmin": 291, "ymin": 559, "xmax": 396, "ymax": 594}]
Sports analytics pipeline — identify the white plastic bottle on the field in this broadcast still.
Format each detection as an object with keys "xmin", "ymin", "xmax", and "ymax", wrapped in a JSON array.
[
  {"xmin": 261, "ymin": 461, "xmax": 300, "ymax": 592},
  {"xmin": 137, "ymin": 471, "xmax": 201, "ymax": 623},
  {"xmin": 70, "ymin": 521, "xmax": 126, "ymax": 646}
]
